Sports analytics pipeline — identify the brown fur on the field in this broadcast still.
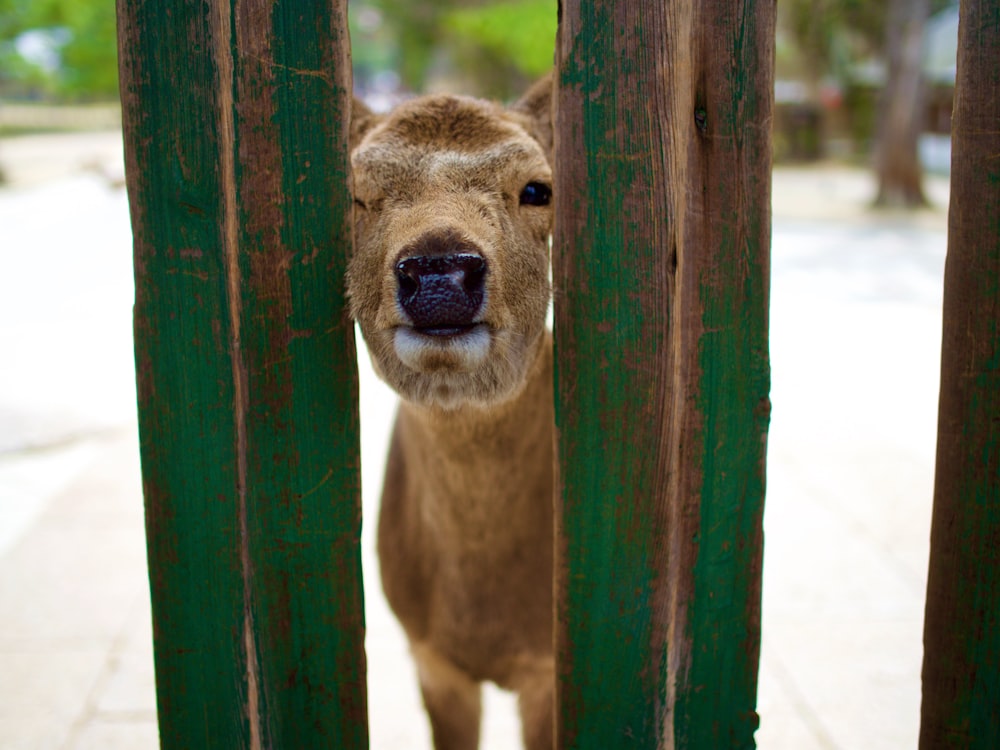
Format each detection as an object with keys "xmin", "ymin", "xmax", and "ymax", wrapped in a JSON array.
[{"xmin": 347, "ymin": 77, "xmax": 555, "ymax": 750}]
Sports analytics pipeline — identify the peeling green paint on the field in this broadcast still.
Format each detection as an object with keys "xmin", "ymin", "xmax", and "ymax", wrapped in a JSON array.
[
  {"xmin": 554, "ymin": 2, "xmax": 772, "ymax": 748},
  {"xmin": 119, "ymin": 0, "xmax": 367, "ymax": 747}
]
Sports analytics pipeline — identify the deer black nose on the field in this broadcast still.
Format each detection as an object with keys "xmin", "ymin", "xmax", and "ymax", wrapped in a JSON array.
[{"xmin": 395, "ymin": 253, "xmax": 487, "ymax": 333}]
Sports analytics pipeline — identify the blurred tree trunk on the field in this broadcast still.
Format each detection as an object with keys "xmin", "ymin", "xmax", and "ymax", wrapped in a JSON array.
[{"xmin": 874, "ymin": 0, "xmax": 931, "ymax": 207}]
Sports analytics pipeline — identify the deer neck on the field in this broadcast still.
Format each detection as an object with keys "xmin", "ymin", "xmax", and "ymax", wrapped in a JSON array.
[{"xmin": 397, "ymin": 331, "xmax": 554, "ymax": 536}]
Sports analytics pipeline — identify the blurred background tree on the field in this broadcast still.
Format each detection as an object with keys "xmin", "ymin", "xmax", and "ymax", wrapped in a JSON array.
[
  {"xmin": 0, "ymin": 0, "xmax": 959, "ymax": 208},
  {"xmin": 775, "ymin": 0, "xmax": 957, "ymax": 209},
  {"xmin": 777, "ymin": 1, "xmax": 954, "ymax": 147},
  {"xmin": 0, "ymin": 0, "xmax": 555, "ymax": 102},
  {"xmin": 443, "ymin": 0, "xmax": 555, "ymax": 97},
  {"xmin": 0, "ymin": 0, "xmax": 117, "ymax": 100},
  {"xmin": 874, "ymin": 0, "xmax": 932, "ymax": 207},
  {"xmin": 364, "ymin": 0, "xmax": 555, "ymax": 100}
]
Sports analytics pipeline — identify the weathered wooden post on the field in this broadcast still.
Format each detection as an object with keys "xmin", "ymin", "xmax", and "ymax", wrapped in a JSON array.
[
  {"xmin": 553, "ymin": 2, "xmax": 773, "ymax": 748},
  {"xmin": 117, "ymin": 0, "xmax": 367, "ymax": 747},
  {"xmin": 920, "ymin": 1, "xmax": 1000, "ymax": 746}
]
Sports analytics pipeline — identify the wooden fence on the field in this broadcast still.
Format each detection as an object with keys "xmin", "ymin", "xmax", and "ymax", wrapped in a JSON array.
[
  {"xmin": 552, "ymin": 3, "xmax": 771, "ymax": 747},
  {"xmin": 919, "ymin": 2, "xmax": 1000, "ymax": 747},
  {"xmin": 117, "ymin": 0, "xmax": 998, "ymax": 748},
  {"xmin": 118, "ymin": 0, "xmax": 366, "ymax": 746}
]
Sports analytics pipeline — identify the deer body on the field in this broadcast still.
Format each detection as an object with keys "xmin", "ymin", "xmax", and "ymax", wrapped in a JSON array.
[{"xmin": 348, "ymin": 80, "xmax": 556, "ymax": 750}]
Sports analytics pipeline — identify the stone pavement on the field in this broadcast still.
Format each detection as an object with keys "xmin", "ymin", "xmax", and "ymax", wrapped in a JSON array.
[{"xmin": 0, "ymin": 131, "xmax": 950, "ymax": 749}]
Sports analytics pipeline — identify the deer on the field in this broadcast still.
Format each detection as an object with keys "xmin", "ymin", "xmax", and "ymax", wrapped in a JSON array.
[{"xmin": 347, "ymin": 76, "xmax": 556, "ymax": 750}]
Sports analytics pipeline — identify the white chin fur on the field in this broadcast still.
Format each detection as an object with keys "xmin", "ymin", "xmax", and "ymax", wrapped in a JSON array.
[{"xmin": 394, "ymin": 324, "xmax": 491, "ymax": 371}]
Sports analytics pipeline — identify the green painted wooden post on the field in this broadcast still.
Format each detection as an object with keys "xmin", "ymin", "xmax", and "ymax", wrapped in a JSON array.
[
  {"xmin": 553, "ymin": 2, "xmax": 773, "ymax": 748},
  {"xmin": 117, "ymin": 1, "xmax": 367, "ymax": 747},
  {"xmin": 920, "ymin": 1, "xmax": 1000, "ymax": 746}
]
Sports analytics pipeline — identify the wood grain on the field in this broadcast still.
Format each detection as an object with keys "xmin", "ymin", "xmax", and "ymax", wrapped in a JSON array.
[
  {"xmin": 118, "ymin": 0, "xmax": 367, "ymax": 746},
  {"xmin": 553, "ymin": 2, "xmax": 773, "ymax": 747},
  {"xmin": 920, "ymin": 1, "xmax": 1000, "ymax": 746}
]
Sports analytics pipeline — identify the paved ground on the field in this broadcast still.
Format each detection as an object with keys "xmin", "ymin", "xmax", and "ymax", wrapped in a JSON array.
[{"xmin": 0, "ymin": 130, "xmax": 950, "ymax": 749}]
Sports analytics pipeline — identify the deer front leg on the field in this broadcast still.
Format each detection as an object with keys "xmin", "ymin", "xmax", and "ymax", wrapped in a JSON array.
[{"xmin": 413, "ymin": 642, "xmax": 482, "ymax": 750}]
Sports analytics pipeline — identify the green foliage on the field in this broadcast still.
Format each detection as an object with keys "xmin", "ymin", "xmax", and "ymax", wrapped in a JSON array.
[
  {"xmin": 367, "ymin": 0, "xmax": 556, "ymax": 98},
  {"xmin": 0, "ymin": 0, "xmax": 118, "ymax": 100},
  {"xmin": 368, "ymin": 0, "xmax": 441, "ymax": 92},
  {"xmin": 0, "ymin": 0, "xmax": 46, "ymax": 95},
  {"xmin": 348, "ymin": 4, "xmax": 396, "ymax": 80},
  {"xmin": 0, "ymin": 41, "xmax": 50, "ymax": 93},
  {"xmin": 445, "ymin": 0, "xmax": 556, "ymax": 80},
  {"xmin": 780, "ymin": 0, "xmax": 885, "ymax": 81},
  {"xmin": 50, "ymin": 0, "xmax": 118, "ymax": 98},
  {"xmin": 0, "ymin": 0, "xmax": 26, "ymax": 38}
]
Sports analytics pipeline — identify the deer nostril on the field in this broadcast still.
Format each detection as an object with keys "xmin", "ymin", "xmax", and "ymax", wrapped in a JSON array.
[
  {"xmin": 395, "ymin": 261, "xmax": 420, "ymax": 300},
  {"xmin": 462, "ymin": 256, "xmax": 486, "ymax": 295},
  {"xmin": 395, "ymin": 253, "xmax": 487, "ymax": 331}
]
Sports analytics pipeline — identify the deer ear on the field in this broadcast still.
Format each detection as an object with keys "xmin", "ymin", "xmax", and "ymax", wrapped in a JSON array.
[
  {"xmin": 511, "ymin": 72, "xmax": 553, "ymax": 162},
  {"xmin": 350, "ymin": 97, "xmax": 382, "ymax": 150}
]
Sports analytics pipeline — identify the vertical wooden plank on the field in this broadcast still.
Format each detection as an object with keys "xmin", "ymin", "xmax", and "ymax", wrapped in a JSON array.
[
  {"xmin": 234, "ymin": 2, "xmax": 368, "ymax": 746},
  {"xmin": 118, "ymin": 1, "xmax": 250, "ymax": 744},
  {"xmin": 919, "ymin": 1, "xmax": 1000, "ymax": 747},
  {"xmin": 553, "ymin": 2, "xmax": 773, "ymax": 748},
  {"xmin": 118, "ymin": 0, "xmax": 367, "ymax": 747}
]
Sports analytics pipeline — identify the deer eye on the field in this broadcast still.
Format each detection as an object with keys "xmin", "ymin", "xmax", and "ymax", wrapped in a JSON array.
[{"xmin": 519, "ymin": 182, "xmax": 552, "ymax": 207}]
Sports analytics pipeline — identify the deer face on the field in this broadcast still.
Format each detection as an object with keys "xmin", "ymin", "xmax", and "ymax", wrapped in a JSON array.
[{"xmin": 347, "ymin": 90, "xmax": 553, "ymax": 410}]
